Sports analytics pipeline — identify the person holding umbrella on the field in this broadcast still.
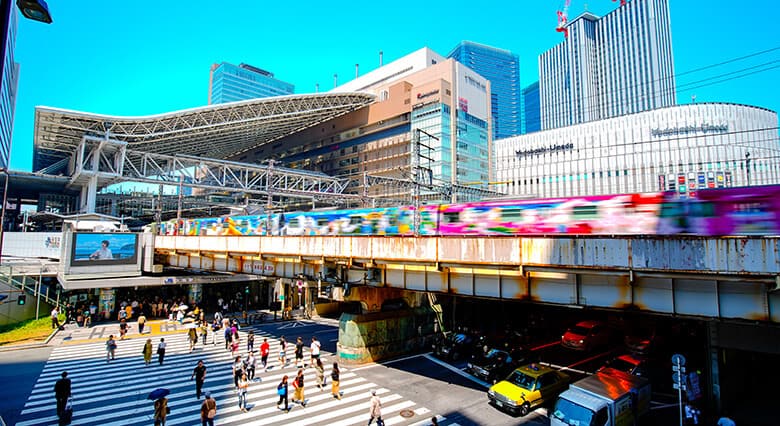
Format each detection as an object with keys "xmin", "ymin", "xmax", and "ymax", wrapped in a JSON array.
[{"xmin": 147, "ymin": 388, "xmax": 170, "ymax": 426}]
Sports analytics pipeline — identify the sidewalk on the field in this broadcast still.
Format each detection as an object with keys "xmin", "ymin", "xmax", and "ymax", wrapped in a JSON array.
[{"xmin": 49, "ymin": 319, "xmax": 191, "ymax": 345}]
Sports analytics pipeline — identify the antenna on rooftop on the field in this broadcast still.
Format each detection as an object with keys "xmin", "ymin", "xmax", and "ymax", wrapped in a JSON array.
[
  {"xmin": 333, "ymin": 73, "xmax": 338, "ymax": 88},
  {"xmin": 355, "ymin": 63, "xmax": 359, "ymax": 78},
  {"xmin": 315, "ymin": 83, "xmax": 319, "ymax": 93},
  {"xmin": 379, "ymin": 50, "xmax": 383, "ymax": 67}
]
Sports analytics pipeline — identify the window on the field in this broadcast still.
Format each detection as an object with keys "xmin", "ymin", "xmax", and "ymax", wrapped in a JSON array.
[{"xmin": 379, "ymin": 90, "xmax": 389, "ymax": 101}]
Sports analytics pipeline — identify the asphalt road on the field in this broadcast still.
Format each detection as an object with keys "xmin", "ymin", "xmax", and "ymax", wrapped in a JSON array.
[{"xmin": 0, "ymin": 345, "xmax": 53, "ymax": 425}]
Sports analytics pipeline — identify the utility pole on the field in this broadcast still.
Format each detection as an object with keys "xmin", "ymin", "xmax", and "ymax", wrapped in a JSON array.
[
  {"xmin": 176, "ymin": 174, "xmax": 183, "ymax": 223},
  {"xmin": 411, "ymin": 129, "xmax": 437, "ymax": 236},
  {"xmin": 745, "ymin": 152, "xmax": 751, "ymax": 186},
  {"xmin": 266, "ymin": 159, "xmax": 275, "ymax": 235}
]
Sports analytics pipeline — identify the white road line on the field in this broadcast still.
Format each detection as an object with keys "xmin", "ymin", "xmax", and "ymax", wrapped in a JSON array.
[{"xmin": 422, "ymin": 354, "xmax": 491, "ymax": 389}]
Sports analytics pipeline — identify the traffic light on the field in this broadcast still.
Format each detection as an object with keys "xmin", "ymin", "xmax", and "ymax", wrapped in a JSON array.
[
  {"xmin": 17, "ymin": 294, "xmax": 26, "ymax": 305},
  {"xmin": 245, "ymin": 286, "xmax": 250, "ymax": 294}
]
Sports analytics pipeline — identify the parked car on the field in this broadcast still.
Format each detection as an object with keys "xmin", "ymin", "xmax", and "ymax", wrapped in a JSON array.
[
  {"xmin": 598, "ymin": 354, "xmax": 650, "ymax": 377},
  {"xmin": 624, "ymin": 326, "xmax": 668, "ymax": 356},
  {"xmin": 488, "ymin": 363, "xmax": 570, "ymax": 416},
  {"xmin": 466, "ymin": 346, "xmax": 534, "ymax": 384},
  {"xmin": 561, "ymin": 320, "xmax": 613, "ymax": 351},
  {"xmin": 432, "ymin": 331, "xmax": 476, "ymax": 361}
]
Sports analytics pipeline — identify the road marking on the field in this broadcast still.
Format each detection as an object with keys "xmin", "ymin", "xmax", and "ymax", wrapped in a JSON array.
[
  {"xmin": 530, "ymin": 340, "xmax": 561, "ymax": 351},
  {"xmin": 351, "ymin": 353, "xmax": 426, "ymax": 371},
  {"xmin": 422, "ymin": 354, "xmax": 491, "ymax": 389}
]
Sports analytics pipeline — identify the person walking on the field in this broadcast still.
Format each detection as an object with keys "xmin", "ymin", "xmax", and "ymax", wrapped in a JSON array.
[
  {"xmin": 260, "ymin": 338, "xmax": 270, "ymax": 372},
  {"xmin": 157, "ymin": 338, "xmax": 167, "ymax": 365},
  {"xmin": 224, "ymin": 325, "xmax": 232, "ymax": 351},
  {"xmin": 200, "ymin": 391, "xmax": 217, "ymax": 426},
  {"xmin": 231, "ymin": 336, "xmax": 240, "ymax": 357},
  {"xmin": 191, "ymin": 360, "xmax": 207, "ymax": 399},
  {"xmin": 200, "ymin": 321, "xmax": 208, "ymax": 345},
  {"xmin": 51, "ymin": 307, "xmax": 61, "ymax": 330},
  {"xmin": 247, "ymin": 330, "xmax": 255, "ymax": 353},
  {"xmin": 153, "ymin": 396, "xmax": 168, "ymax": 426},
  {"xmin": 143, "ymin": 338, "xmax": 153, "ymax": 366},
  {"xmin": 277, "ymin": 375, "xmax": 290, "ymax": 412},
  {"xmin": 315, "ymin": 358, "xmax": 325, "ymax": 391},
  {"xmin": 295, "ymin": 337, "xmax": 304, "ymax": 368},
  {"xmin": 232, "ymin": 356, "xmax": 244, "ymax": 389},
  {"xmin": 54, "ymin": 371, "xmax": 71, "ymax": 422},
  {"xmin": 106, "ymin": 335, "xmax": 117, "ymax": 362},
  {"xmin": 119, "ymin": 318, "xmax": 128, "ymax": 340},
  {"xmin": 237, "ymin": 372, "xmax": 250, "ymax": 412},
  {"xmin": 245, "ymin": 351, "xmax": 257, "ymax": 381},
  {"xmin": 292, "ymin": 368, "xmax": 306, "ymax": 407},
  {"xmin": 138, "ymin": 313, "xmax": 147, "ymax": 334},
  {"xmin": 368, "ymin": 389, "xmax": 383, "ymax": 425},
  {"xmin": 279, "ymin": 336, "xmax": 287, "ymax": 367},
  {"xmin": 188, "ymin": 326, "xmax": 198, "ymax": 353},
  {"xmin": 331, "ymin": 362, "xmax": 341, "ymax": 399},
  {"xmin": 211, "ymin": 319, "xmax": 220, "ymax": 345},
  {"xmin": 310, "ymin": 336, "xmax": 321, "ymax": 364}
]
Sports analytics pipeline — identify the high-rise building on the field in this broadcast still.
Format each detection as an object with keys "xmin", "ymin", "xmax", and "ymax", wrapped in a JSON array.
[
  {"xmin": 447, "ymin": 41, "xmax": 521, "ymax": 139},
  {"xmin": 539, "ymin": 0, "xmax": 676, "ymax": 130},
  {"xmin": 522, "ymin": 82, "xmax": 541, "ymax": 134},
  {"xmin": 0, "ymin": 6, "xmax": 19, "ymax": 170},
  {"xmin": 208, "ymin": 62, "xmax": 294, "ymax": 104}
]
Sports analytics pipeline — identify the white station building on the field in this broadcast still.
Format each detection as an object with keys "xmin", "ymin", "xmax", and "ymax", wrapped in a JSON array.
[{"xmin": 494, "ymin": 103, "xmax": 779, "ymax": 198}]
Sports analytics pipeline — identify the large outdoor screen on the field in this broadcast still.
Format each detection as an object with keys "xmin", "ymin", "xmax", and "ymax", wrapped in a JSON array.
[{"xmin": 70, "ymin": 233, "xmax": 139, "ymax": 266}]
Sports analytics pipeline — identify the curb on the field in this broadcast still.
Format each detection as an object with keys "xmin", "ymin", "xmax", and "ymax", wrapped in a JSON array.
[{"xmin": 0, "ymin": 326, "xmax": 60, "ymax": 352}]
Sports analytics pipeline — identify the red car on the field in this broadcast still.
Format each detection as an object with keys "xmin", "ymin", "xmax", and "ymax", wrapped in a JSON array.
[{"xmin": 561, "ymin": 320, "xmax": 612, "ymax": 351}]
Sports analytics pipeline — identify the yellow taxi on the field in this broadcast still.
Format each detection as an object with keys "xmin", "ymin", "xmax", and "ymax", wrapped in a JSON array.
[{"xmin": 487, "ymin": 363, "xmax": 570, "ymax": 416}]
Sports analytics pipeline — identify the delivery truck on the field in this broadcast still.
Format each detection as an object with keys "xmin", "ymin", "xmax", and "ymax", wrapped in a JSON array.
[{"xmin": 550, "ymin": 368, "xmax": 651, "ymax": 426}]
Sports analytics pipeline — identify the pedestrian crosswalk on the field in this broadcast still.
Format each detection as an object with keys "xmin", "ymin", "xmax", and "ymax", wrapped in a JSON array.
[{"xmin": 15, "ymin": 324, "xmax": 458, "ymax": 426}]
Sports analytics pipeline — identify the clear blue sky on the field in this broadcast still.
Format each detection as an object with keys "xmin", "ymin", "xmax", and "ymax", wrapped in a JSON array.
[{"xmin": 9, "ymin": 0, "xmax": 780, "ymax": 171}]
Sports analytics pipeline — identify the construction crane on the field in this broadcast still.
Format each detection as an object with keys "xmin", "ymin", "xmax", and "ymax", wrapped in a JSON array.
[{"xmin": 557, "ymin": 0, "xmax": 626, "ymax": 37}]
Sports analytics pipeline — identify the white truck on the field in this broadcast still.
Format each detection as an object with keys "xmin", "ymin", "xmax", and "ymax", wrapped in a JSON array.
[{"xmin": 550, "ymin": 368, "xmax": 651, "ymax": 426}]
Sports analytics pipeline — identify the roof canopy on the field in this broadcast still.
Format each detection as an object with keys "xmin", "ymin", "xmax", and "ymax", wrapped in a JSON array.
[{"xmin": 33, "ymin": 93, "xmax": 375, "ymax": 172}]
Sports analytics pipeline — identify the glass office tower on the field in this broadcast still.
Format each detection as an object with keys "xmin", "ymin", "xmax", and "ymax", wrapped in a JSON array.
[
  {"xmin": 522, "ymin": 82, "xmax": 541, "ymax": 134},
  {"xmin": 0, "ymin": 7, "xmax": 19, "ymax": 169},
  {"xmin": 208, "ymin": 62, "xmax": 294, "ymax": 104},
  {"xmin": 448, "ymin": 41, "xmax": 521, "ymax": 139}
]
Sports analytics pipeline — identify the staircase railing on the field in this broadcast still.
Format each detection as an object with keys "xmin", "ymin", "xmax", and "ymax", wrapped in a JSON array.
[{"xmin": 0, "ymin": 265, "xmax": 61, "ymax": 309}]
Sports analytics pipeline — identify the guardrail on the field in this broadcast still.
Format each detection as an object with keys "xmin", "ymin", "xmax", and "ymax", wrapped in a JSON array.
[{"xmin": 0, "ymin": 265, "xmax": 62, "ymax": 309}]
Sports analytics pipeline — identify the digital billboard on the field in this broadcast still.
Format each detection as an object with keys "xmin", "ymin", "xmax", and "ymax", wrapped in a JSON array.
[{"xmin": 70, "ymin": 233, "xmax": 139, "ymax": 266}]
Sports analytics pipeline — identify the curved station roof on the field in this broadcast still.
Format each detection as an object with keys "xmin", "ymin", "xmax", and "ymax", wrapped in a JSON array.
[{"xmin": 33, "ymin": 92, "xmax": 375, "ymax": 172}]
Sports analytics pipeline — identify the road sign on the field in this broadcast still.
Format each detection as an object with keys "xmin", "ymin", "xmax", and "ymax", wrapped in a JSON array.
[
  {"xmin": 673, "ymin": 365, "xmax": 686, "ymax": 373},
  {"xmin": 672, "ymin": 373, "xmax": 681, "ymax": 384},
  {"xmin": 671, "ymin": 353, "xmax": 686, "ymax": 366},
  {"xmin": 673, "ymin": 383, "xmax": 687, "ymax": 391}
]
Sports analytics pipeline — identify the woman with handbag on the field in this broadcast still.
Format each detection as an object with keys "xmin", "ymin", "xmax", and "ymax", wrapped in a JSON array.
[
  {"xmin": 200, "ymin": 391, "xmax": 217, "ymax": 426},
  {"xmin": 153, "ymin": 396, "xmax": 168, "ymax": 426}
]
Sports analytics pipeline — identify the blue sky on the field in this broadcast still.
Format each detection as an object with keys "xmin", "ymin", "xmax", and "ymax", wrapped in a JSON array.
[{"xmin": 9, "ymin": 0, "xmax": 780, "ymax": 171}]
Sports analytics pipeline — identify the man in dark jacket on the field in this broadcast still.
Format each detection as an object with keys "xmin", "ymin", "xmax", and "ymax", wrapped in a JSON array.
[{"xmin": 54, "ymin": 371, "xmax": 71, "ymax": 419}]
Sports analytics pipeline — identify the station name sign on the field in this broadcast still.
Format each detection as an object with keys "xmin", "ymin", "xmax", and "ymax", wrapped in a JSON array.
[
  {"xmin": 651, "ymin": 123, "xmax": 729, "ymax": 137},
  {"xmin": 516, "ymin": 142, "xmax": 574, "ymax": 158}
]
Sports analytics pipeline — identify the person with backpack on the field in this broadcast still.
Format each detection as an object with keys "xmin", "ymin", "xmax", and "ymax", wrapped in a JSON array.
[
  {"xmin": 200, "ymin": 391, "xmax": 217, "ymax": 426},
  {"xmin": 292, "ymin": 368, "xmax": 306, "ymax": 407}
]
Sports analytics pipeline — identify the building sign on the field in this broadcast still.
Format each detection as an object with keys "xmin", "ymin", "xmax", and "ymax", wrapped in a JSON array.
[
  {"xmin": 697, "ymin": 172, "xmax": 706, "ymax": 189},
  {"xmin": 464, "ymin": 74, "xmax": 486, "ymax": 92},
  {"xmin": 458, "ymin": 97, "xmax": 468, "ymax": 113},
  {"xmin": 651, "ymin": 123, "xmax": 729, "ymax": 137},
  {"xmin": 516, "ymin": 143, "xmax": 574, "ymax": 158},
  {"xmin": 658, "ymin": 174, "xmax": 666, "ymax": 190},
  {"xmin": 45, "ymin": 236, "xmax": 61, "ymax": 249},
  {"xmin": 416, "ymin": 89, "xmax": 439, "ymax": 100}
]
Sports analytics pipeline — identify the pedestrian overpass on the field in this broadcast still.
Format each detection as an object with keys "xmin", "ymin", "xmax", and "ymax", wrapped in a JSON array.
[{"xmin": 153, "ymin": 234, "xmax": 780, "ymax": 324}]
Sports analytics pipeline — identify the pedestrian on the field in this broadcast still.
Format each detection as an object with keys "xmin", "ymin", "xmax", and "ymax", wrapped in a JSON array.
[
  {"xmin": 368, "ymin": 389, "xmax": 383, "ymax": 425},
  {"xmin": 295, "ymin": 337, "xmax": 304, "ymax": 368},
  {"xmin": 237, "ymin": 372, "xmax": 250, "ymax": 412},
  {"xmin": 200, "ymin": 391, "xmax": 217, "ymax": 426},
  {"xmin": 188, "ymin": 326, "xmax": 198, "ymax": 353},
  {"xmin": 331, "ymin": 362, "xmax": 341, "ymax": 399},
  {"xmin": 279, "ymin": 336, "xmax": 287, "ymax": 366},
  {"xmin": 119, "ymin": 318, "xmax": 128, "ymax": 340},
  {"xmin": 157, "ymin": 338, "xmax": 167, "ymax": 365},
  {"xmin": 143, "ymin": 338, "xmax": 153, "ymax": 366},
  {"xmin": 51, "ymin": 307, "xmax": 61, "ymax": 329},
  {"xmin": 292, "ymin": 368, "xmax": 306, "ymax": 407},
  {"xmin": 277, "ymin": 375, "xmax": 290, "ymax": 412},
  {"xmin": 191, "ymin": 359, "xmax": 207, "ymax": 399},
  {"xmin": 65, "ymin": 303, "xmax": 74, "ymax": 324},
  {"xmin": 224, "ymin": 325, "xmax": 232, "ymax": 350},
  {"xmin": 54, "ymin": 371, "xmax": 71, "ymax": 422},
  {"xmin": 138, "ymin": 313, "xmax": 147, "ymax": 334},
  {"xmin": 247, "ymin": 330, "xmax": 255, "ymax": 353},
  {"xmin": 260, "ymin": 338, "xmax": 270, "ymax": 371},
  {"xmin": 153, "ymin": 396, "xmax": 168, "ymax": 426},
  {"xmin": 200, "ymin": 321, "xmax": 208, "ymax": 345},
  {"xmin": 106, "ymin": 335, "xmax": 117, "ymax": 362},
  {"xmin": 232, "ymin": 356, "xmax": 244, "ymax": 389},
  {"xmin": 310, "ymin": 336, "xmax": 321, "ymax": 364},
  {"xmin": 245, "ymin": 351, "xmax": 257, "ymax": 381},
  {"xmin": 314, "ymin": 358, "xmax": 326, "ymax": 391},
  {"xmin": 430, "ymin": 417, "xmax": 439, "ymax": 425},
  {"xmin": 211, "ymin": 319, "xmax": 220, "ymax": 345},
  {"xmin": 176, "ymin": 309, "xmax": 184, "ymax": 324},
  {"xmin": 231, "ymin": 336, "xmax": 240, "ymax": 357}
]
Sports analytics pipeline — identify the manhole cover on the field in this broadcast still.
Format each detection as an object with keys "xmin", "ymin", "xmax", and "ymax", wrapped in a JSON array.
[{"xmin": 399, "ymin": 409, "xmax": 415, "ymax": 418}]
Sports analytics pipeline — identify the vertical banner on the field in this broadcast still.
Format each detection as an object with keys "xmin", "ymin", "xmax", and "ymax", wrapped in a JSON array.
[
  {"xmin": 716, "ymin": 171, "xmax": 725, "ymax": 188},
  {"xmin": 99, "ymin": 288, "xmax": 116, "ymax": 320},
  {"xmin": 188, "ymin": 283, "xmax": 203, "ymax": 304}
]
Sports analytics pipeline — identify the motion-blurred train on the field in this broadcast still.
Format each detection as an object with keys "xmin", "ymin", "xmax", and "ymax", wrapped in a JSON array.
[{"xmin": 159, "ymin": 185, "xmax": 780, "ymax": 237}]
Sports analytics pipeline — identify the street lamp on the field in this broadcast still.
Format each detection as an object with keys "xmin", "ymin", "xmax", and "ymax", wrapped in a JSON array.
[
  {"xmin": 745, "ymin": 152, "xmax": 751, "ymax": 186},
  {"xmin": 16, "ymin": 0, "xmax": 52, "ymax": 23}
]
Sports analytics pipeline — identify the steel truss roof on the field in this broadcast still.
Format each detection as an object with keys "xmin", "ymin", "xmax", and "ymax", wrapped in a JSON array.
[
  {"xmin": 364, "ymin": 174, "xmax": 505, "ymax": 204},
  {"xmin": 33, "ymin": 93, "xmax": 375, "ymax": 172}
]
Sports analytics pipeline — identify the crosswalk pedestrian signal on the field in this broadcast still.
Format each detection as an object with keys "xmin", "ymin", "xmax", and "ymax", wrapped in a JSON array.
[
  {"xmin": 245, "ymin": 286, "xmax": 250, "ymax": 294},
  {"xmin": 18, "ymin": 294, "xmax": 26, "ymax": 305}
]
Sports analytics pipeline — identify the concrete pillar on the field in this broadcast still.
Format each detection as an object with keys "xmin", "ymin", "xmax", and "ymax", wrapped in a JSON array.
[{"xmin": 80, "ymin": 176, "xmax": 98, "ymax": 213}]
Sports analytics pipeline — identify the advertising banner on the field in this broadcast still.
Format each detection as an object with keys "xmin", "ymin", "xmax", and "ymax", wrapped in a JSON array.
[{"xmin": 99, "ymin": 288, "xmax": 116, "ymax": 319}]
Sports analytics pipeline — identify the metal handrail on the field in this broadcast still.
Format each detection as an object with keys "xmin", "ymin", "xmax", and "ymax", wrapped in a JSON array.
[{"xmin": 0, "ymin": 266, "xmax": 61, "ymax": 308}]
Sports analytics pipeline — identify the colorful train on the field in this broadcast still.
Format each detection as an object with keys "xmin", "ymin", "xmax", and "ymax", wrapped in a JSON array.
[{"xmin": 159, "ymin": 185, "xmax": 780, "ymax": 237}]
